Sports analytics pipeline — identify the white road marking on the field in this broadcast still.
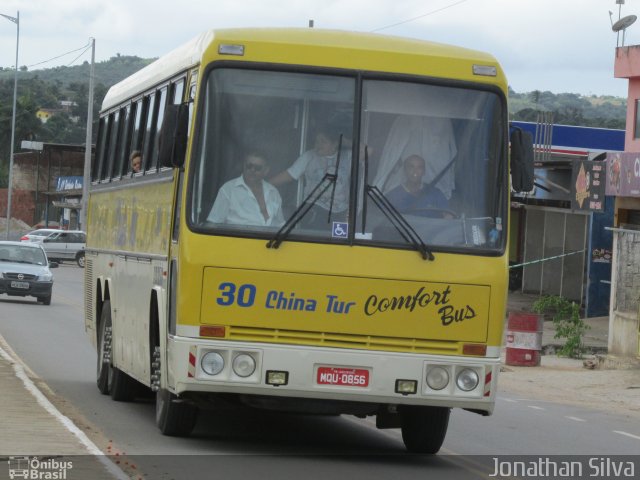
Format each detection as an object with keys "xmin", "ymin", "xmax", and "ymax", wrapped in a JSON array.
[
  {"xmin": 565, "ymin": 416, "xmax": 586, "ymax": 422},
  {"xmin": 527, "ymin": 405, "xmax": 545, "ymax": 410},
  {"xmin": 613, "ymin": 430, "xmax": 640, "ymax": 440}
]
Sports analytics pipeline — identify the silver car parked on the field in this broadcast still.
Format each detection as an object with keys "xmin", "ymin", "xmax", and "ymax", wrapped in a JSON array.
[
  {"xmin": 40, "ymin": 230, "xmax": 86, "ymax": 267},
  {"xmin": 0, "ymin": 241, "xmax": 58, "ymax": 305}
]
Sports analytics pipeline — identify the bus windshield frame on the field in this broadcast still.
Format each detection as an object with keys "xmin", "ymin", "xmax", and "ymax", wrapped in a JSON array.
[{"xmin": 187, "ymin": 64, "xmax": 508, "ymax": 256}]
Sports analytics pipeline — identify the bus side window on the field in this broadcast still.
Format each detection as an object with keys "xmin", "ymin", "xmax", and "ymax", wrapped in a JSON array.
[
  {"xmin": 149, "ymin": 86, "xmax": 168, "ymax": 172},
  {"xmin": 104, "ymin": 110, "xmax": 121, "ymax": 181},
  {"xmin": 98, "ymin": 114, "xmax": 116, "ymax": 181},
  {"xmin": 114, "ymin": 104, "xmax": 133, "ymax": 179},
  {"xmin": 93, "ymin": 116, "xmax": 108, "ymax": 182},
  {"xmin": 188, "ymin": 72, "xmax": 197, "ymax": 137},
  {"xmin": 172, "ymin": 78, "xmax": 185, "ymax": 105},
  {"xmin": 129, "ymin": 99, "xmax": 145, "ymax": 175},
  {"xmin": 141, "ymin": 93, "xmax": 157, "ymax": 172}
]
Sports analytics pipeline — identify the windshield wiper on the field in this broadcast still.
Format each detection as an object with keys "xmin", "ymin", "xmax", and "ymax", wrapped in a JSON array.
[
  {"xmin": 361, "ymin": 147, "xmax": 434, "ymax": 261},
  {"xmin": 366, "ymin": 186, "xmax": 434, "ymax": 261},
  {"xmin": 325, "ymin": 134, "xmax": 343, "ymax": 222},
  {"xmin": 267, "ymin": 135, "xmax": 343, "ymax": 250},
  {"xmin": 267, "ymin": 174, "xmax": 336, "ymax": 249}
]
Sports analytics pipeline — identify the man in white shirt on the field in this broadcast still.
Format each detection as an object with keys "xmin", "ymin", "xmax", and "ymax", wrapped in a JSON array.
[
  {"xmin": 270, "ymin": 124, "xmax": 351, "ymax": 228},
  {"xmin": 208, "ymin": 152, "xmax": 284, "ymax": 227}
]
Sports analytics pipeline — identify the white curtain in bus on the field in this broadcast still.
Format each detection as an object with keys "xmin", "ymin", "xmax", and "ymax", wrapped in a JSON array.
[{"xmin": 372, "ymin": 115, "xmax": 457, "ymax": 199}]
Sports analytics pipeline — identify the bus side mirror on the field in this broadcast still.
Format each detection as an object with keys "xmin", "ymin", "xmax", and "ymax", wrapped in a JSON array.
[
  {"xmin": 159, "ymin": 104, "xmax": 189, "ymax": 169},
  {"xmin": 510, "ymin": 127, "xmax": 534, "ymax": 192}
]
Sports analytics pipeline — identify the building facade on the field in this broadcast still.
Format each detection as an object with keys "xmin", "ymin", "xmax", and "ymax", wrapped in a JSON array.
[
  {"xmin": 610, "ymin": 45, "xmax": 640, "ymax": 357},
  {"xmin": 510, "ymin": 121, "xmax": 624, "ymax": 318},
  {"xmin": 0, "ymin": 143, "xmax": 85, "ymax": 232}
]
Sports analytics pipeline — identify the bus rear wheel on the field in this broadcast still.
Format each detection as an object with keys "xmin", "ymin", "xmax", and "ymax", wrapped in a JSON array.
[
  {"xmin": 400, "ymin": 406, "xmax": 450, "ymax": 454},
  {"xmin": 96, "ymin": 301, "xmax": 112, "ymax": 395},
  {"xmin": 109, "ymin": 365, "xmax": 137, "ymax": 402},
  {"xmin": 155, "ymin": 388, "xmax": 198, "ymax": 437}
]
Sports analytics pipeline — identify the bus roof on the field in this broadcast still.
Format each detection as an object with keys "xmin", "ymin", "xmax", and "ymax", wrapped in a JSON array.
[{"xmin": 102, "ymin": 28, "xmax": 505, "ymax": 110}]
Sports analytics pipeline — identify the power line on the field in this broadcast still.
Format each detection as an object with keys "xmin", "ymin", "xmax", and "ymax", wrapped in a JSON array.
[
  {"xmin": 26, "ymin": 42, "xmax": 90, "ymax": 69},
  {"xmin": 67, "ymin": 44, "xmax": 92, "ymax": 67},
  {"xmin": 371, "ymin": 0, "xmax": 471, "ymax": 33}
]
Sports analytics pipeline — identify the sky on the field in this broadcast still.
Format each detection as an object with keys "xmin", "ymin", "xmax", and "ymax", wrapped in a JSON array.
[{"xmin": 0, "ymin": 0, "xmax": 637, "ymax": 97}]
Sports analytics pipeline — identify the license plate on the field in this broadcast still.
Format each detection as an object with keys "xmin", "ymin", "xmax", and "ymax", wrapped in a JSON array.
[
  {"xmin": 10, "ymin": 281, "xmax": 29, "ymax": 289},
  {"xmin": 317, "ymin": 366, "xmax": 369, "ymax": 387}
]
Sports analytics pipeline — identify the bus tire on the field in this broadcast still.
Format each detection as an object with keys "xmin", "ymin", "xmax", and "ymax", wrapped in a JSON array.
[
  {"xmin": 400, "ymin": 406, "xmax": 450, "ymax": 454},
  {"xmin": 155, "ymin": 388, "xmax": 198, "ymax": 437},
  {"xmin": 109, "ymin": 366, "xmax": 137, "ymax": 402},
  {"xmin": 96, "ymin": 301, "xmax": 112, "ymax": 395}
]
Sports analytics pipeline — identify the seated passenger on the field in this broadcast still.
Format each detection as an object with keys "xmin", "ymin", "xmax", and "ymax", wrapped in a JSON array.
[
  {"xmin": 208, "ymin": 151, "xmax": 284, "ymax": 227},
  {"xmin": 386, "ymin": 155, "xmax": 449, "ymax": 217}
]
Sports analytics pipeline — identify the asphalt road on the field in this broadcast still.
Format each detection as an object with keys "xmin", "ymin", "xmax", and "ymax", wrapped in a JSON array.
[{"xmin": 1, "ymin": 265, "xmax": 639, "ymax": 480}]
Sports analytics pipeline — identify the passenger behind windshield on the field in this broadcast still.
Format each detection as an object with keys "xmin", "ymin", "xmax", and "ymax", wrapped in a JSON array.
[
  {"xmin": 270, "ymin": 122, "xmax": 351, "ymax": 229},
  {"xmin": 386, "ymin": 155, "xmax": 450, "ymax": 218},
  {"xmin": 208, "ymin": 151, "xmax": 284, "ymax": 227}
]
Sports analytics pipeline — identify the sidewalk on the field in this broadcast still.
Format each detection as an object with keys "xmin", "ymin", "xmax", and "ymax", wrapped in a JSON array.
[{"xmin": 0, "ymin": 338, "xmax": 127, "ymax": 480}]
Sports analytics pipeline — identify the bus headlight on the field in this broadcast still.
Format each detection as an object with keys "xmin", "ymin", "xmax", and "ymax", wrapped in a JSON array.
[
  {"xmin": 232, "ymin": 354, "xmax": 256, "ymax": 377},
  {"xmin": 456, "ymin": 368, "xmax": 479, "ymax": 391},
  {"xmin": 201, "ymin": 351, "xmax": 225, "ymax": 376},
  {"xmin": 426, "ymin": 366, "xmax": 450, "ymax": 390}
]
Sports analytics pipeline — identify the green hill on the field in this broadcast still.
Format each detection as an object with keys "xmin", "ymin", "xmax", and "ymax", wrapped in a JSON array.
[
  {"xmin": 0, "ymin": 54, "xmax": 154, "ymax": 88},
  {"xmin": 508, "ymin": 88, "xmax": 627, "ymax": 129}
]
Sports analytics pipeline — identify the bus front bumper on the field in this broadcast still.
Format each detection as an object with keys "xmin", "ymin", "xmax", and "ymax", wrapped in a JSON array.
[{"xmin": 166, "ymin": 336, "xmax": 500, "ymax": 414}]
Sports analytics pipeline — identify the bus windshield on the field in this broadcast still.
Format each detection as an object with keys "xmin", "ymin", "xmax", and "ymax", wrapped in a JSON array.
[{"xmin": 189, "ymin": 67, "xmax": 506, "ymax": 254}]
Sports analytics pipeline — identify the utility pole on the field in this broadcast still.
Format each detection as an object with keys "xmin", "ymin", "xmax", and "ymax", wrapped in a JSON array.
[
  {"xmin": 1, "ymin": 10, "xmax": 19, "ymax": 239},
  {"xmin": 81, "ymin": 38, "xmax": 95, "ymax": 231}
]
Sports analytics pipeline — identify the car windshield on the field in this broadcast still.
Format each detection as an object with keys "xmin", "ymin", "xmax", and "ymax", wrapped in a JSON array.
[
  {"xmin": 189, "ymin": 68, "xmax": 506, "ymax": 255},
  {"xmin": 0, "ymin": 245, "xmax": 47, "ymax": 265}
]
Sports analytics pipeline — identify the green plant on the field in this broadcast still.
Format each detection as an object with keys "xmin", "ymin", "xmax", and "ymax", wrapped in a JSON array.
[{"xmin": 532, "ymin": 295, "xmax": 590, "ymax": 358}]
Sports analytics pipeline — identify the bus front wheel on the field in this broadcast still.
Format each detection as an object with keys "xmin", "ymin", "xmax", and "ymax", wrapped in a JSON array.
[
  {"xmin": 400, "ymin": 406, "xmax": 450, "ymax": 454},
  {"xmin": 155, "ymin": 388, "xmax": 198, "ymax": 437}
]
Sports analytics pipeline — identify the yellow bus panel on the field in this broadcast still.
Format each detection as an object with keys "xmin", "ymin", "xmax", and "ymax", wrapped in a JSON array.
[{"xmin": 199, "ymin": 267, "xmax": 490, "ymax": 347}]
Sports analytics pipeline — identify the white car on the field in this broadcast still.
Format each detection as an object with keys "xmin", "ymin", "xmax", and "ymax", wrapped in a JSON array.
[
  {"xmin": 0, "ymin": 241, "xmax": 57, "ymax": 305},
  {"xmin": 40, "ymin": 230, "xmax": 86, "ymax": 267},
  {"xmin": 20, "ymin": 228, "xmax": 61, "ymax": 242}
]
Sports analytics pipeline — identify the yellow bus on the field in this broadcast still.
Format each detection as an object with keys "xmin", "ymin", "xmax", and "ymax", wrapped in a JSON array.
[{"xmin": 85, "ymin": 28, "xmax": 530, "ymax": 454}]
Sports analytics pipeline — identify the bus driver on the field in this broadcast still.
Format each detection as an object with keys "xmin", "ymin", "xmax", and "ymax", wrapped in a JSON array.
[{"xmin": 386, "ymin": 155, "xmax": 449, "ymax": 217}]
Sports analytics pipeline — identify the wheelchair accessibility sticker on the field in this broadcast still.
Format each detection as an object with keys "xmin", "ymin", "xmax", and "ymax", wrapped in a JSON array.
[{"xmin": 332, "ymin": 222, "xmax": 348, "ymax": 238}]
